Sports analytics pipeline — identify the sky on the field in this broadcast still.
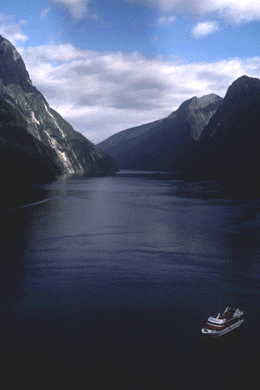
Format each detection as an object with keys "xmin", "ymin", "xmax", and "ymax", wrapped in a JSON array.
[{"xmin": 1, "ymin": 1, "xmax": 260, "ymax": 144}]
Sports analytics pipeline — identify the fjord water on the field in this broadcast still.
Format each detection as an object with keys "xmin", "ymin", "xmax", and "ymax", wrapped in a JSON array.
[{"xmin": 1, "ymin": 172, "xmax": 260, "ymax": 389}]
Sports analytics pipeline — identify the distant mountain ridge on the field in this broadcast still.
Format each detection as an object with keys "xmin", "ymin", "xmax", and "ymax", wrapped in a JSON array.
[
  {"xmin": 97, "ymin": 119, "xmax": 163, "ymax": 151},
  {"xmin": 98, "ymin": 74, "xmax": 260, "ymax": 192},
  {"xmin": 0, "ymin": 35, "xmax": 118, "ymax": 179},
  {"xmin": 98, "ymin": 93, "xmax": 223, "ymax": 171}
]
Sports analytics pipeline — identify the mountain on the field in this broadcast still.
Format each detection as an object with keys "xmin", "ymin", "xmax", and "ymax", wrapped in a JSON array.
[
  {"xmin": 98, "ymin": 94, "xmax": 223, "ymax": 171},
  {"xmin": 97, "ymin": 119, "xmax": 163, "ymax": 151},
  {"xmin": 0, "ymin": 96, "xmax": 60, "ymax": 184},
  {"xmin": 195, "ymin": 75, "xmax": 260, "ymax": 189},
  {"xmin": 0, "ymin": 35, "xmax": 118, "ymax": 177}
]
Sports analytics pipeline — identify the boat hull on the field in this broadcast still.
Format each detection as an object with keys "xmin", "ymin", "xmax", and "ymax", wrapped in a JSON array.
[{"xmin": 201, "ymin": 318, "xmax": 244, "ymax": 337}]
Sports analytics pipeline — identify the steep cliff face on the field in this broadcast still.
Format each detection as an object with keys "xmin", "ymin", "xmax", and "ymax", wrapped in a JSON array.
[
  {"xmin": 0, "ymin": 36, "xmax": 118, "ymax": 175},
  {"xmin": 0, "ymin": 97, "xmax": 60, "ymax": 184},
  {"xmin": 98, "ymin": 94, "xmax": 223, "ymax": 171},
  {"xmin": 196, "ymin": 76, "xmax": 260, "ymax": 187}
]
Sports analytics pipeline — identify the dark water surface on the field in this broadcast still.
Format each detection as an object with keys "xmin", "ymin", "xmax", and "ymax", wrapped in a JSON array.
[{"xmin": 1, "ymin": 171, "xmax": 260, "ymax": 389}]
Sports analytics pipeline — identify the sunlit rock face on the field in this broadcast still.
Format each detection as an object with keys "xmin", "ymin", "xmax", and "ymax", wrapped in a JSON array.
[
  {"xmin": 0, "ymin": 35, "xmax": 118, "ymax": 175},
  {"xmin": 98, "ymin": 94, "xmax": 223, "ymax": 172},
  {"xmin": 0, "ymin": 96, "xmax": 60, "ymax": 184}
]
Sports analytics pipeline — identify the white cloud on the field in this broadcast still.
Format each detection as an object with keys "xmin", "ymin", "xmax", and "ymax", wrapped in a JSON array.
[
  {"xmin": 0, "ymin": 13, "xmax": 28, "ymax": 45},
  {"xmin": 19, "ymin": 43, "xmax": 260, "ymax": 144},
  {"xmin": 126, "ymin": 0, "xmax": 260, "ymax": 24},
  {"xmin": 49, "ymin": 0, "xmax": 260, "ymax": 24},
  {"xmin": 50, "ymin": 0, "xmax": 90, "ymax": 20},
  {"xmin": 157, "ymin": 15, "xmax": 177, "ymax": 27},
  {"xmin": 192, "ymin": 21, "xmax": 220, "ymax": 38}
]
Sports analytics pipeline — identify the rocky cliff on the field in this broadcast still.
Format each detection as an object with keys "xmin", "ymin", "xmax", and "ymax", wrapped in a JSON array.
[
  {"xmin": 0, "ymin": 96, "xmax": 60, "ymax": 184},
  {"xmin": 0, "ymin": 35, "xmax": 118, "ymax": 177}
]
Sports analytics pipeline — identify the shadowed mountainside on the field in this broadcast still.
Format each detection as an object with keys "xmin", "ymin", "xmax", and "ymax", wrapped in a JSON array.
[
  {"xmin": 195, "ymin": 75, "xmax": 260, "ymax": 191},
  {"xmin": 98, "ymin": 94, "xmax": 223, "ymax": 171}
]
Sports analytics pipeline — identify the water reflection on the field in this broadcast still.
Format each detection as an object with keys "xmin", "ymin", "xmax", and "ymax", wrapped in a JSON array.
[
  {"xmin": 1, "ymin": 172, "xmax": 260, "ymax": 388},
  {"xmin": 201, "ymin": 326, "xmax": 244, "ymax": 350}
]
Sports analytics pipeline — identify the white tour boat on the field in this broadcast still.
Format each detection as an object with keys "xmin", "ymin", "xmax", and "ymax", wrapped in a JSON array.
[{"xmin": 201, "ymin": 307, "xmax": 244, "ymax": 337}]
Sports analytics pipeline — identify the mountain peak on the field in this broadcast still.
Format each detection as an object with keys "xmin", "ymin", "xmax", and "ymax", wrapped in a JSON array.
[
  {"xmin": 0, "ymin": 35, "xmax": 118, "ymax": 175},
  {"xmin": 195, "ymin": 93, "xmax": 223, "ymax": 107},
  {"xmin": 199, "ymin": 75, "xmax": 260, "ymax": 143},
  {"xmin": 0, "ymin": 35, "xmax": 31, "ymax": 87},
  {"xmin": 230, "ymin": 74, "xmax": 260, "ymax": 87},
  {"xmin": 225, "ymin": 75, "xmax": 260, "ymax": 101},
  {"xmin": 168, "ymin": 93, "xmax": 222, "ymax": 119}
]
